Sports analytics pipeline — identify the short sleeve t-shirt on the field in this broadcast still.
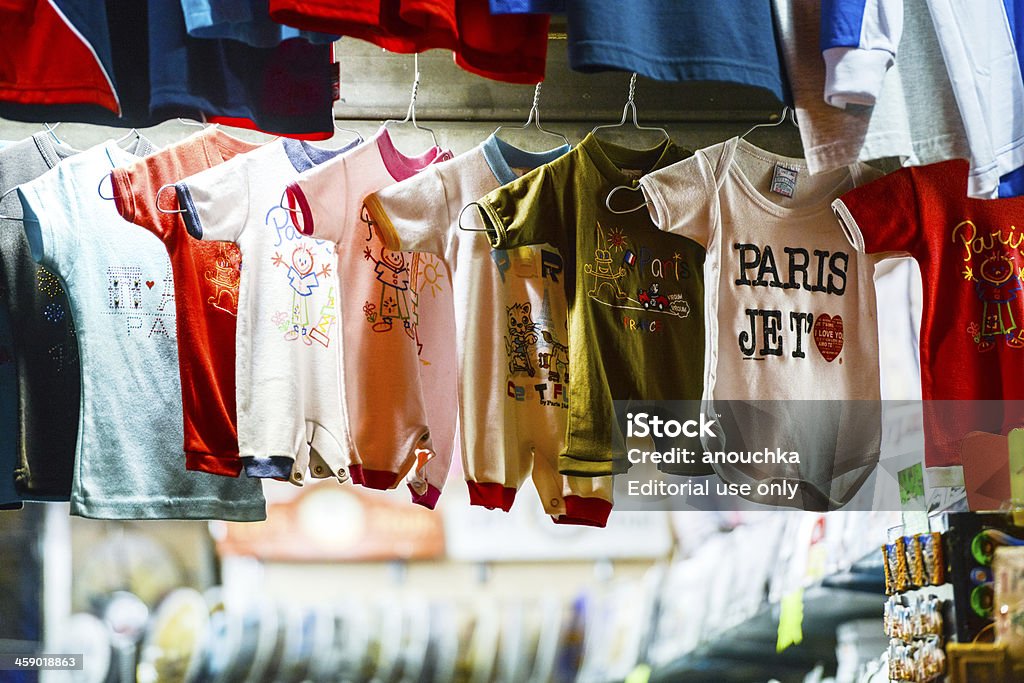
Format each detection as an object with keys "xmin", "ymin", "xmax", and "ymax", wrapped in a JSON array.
[
  {"xmin": 564, "ymin": 0, "xmax": 786, "ymax": 100},
  {"xmin": 365, "ymin": 135, "xmax": 613, "ymax": 526},
  {"xmin": 269, "ymin": 0, "xmax": 550, "ymax": 84},
  {"xmin": 641, "ymin": 138, "xmax": 882, "ymax": 509},
  {"xmin": 175, "ymin": 137, "xmax": 358, "ymax": 484},
  {"xmin": 283, "ymin": 129, "xmax": 451, "ymax": 507},
  {"xmin": 926, "ymin": 0, "xmax": 1024, "ymax": 198},
  {"xmin": 18, "ymin": 141, "xmax": 266, "ymax": 521},
  {"xmin": 773, "ymin": 0, "xmax": 969, "ymax": 176},
  {"xmin": 477, "ymin": 134, "xmax": 706, "ymax": 478},
  {"xmin": 0, "ymin": 133, "xmax": 92, "ymax": 502},
  {"xmin": 149, "ymin": 0, "xmax": 336, "ymax": 138},
  {"xmin": 110, "ymin": 127, "xmax": 262, "ymax": 478},
  {"xmin": 834, "ymin": 159, "xmax": 1024, "ymax": 468}
]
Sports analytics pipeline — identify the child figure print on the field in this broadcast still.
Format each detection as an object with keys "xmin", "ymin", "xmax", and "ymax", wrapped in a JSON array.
[
  {"xmin": 364, "ymin": 245, "xmax": 416, "ymax": 336},
  {"xmin": 270, "ymin": 241, "xmax": 337, "ymax": 348},
  {"xmin": 955, "ymin": 219, "xmax": 1024, "ymax": 352}
]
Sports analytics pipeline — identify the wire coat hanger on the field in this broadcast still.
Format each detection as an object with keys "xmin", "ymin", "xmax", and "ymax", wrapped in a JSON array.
[
  {"xmin": 97, "ymin": 129, "xmax": 142, "ymax": 200},
  {"xmin": 605, "ymin": 185, "xmax": 649, "ymax": 215},
  {"xmin": 43, "ymin": 122, "xmax": 63, "ymax": 145},
  {"xmin": 382, "ymin": 53, "xmax": 439, "ymax": 149},
  {"xmin": 741, "ymin": 106, "xmax": 798, "ymax": 139},
  {"xmin": 595, "ymin": 73, "xmax": 668, "ymax": 215},
  {"xmin": 155, "ymin": 183, "xmax": 187, "ymax": 215},
  {"xmin": 492, "ymin": 82, "xmax": 570, "ymax": 148},
  {"xmin": 591, "ymin": 73, "xmax": 670, "ymax": 142},
  {"xmin": 457, "ymin": 202, "xmax": 490, "ymax": 233},
  {"xmin": 332, "ymin": 119, "xmax": 364, "ymax": 146}
]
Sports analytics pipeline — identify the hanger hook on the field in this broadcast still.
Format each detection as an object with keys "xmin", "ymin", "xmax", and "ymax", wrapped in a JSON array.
[
  {"xmin": 457, "ymin": 202, "xmax": 490, "ymax": 232},
  {"xmin": 740, "ymin": 106, "xmax": 794, "ymax": 139},
  {"xmin": 43, "ymin": 122, "xmax": 62, "ymax": 145},
  {"xmin": 605, "ymin": 185, "xmax": 649, "ymax": 215},
  {"xmin": 98, "ymin": 173, "xmax": 116, "ymax": 201},
  {"xmin": 155, "ymin": 183, "xmax": 187, "ymax": 214},
  {"xmin": 406, "ymin": 53, "xmax": 422, "ymax": 125},
  {"xmin": 527, "ymin": 82, "xmax": 543, "ymax": 127}
]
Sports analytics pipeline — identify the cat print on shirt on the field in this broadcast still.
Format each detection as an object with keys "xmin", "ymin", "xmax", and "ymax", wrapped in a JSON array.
[
  {"xmin": 505, "ymin": 302, "xmax": 539, "ymax": 377},
  {"xmin": 495, "ymin": 247, "xmax": 570, "ymax": 408},
  {"xmin": 503, "ymin": 299, "xmax": 569, "ymax": 408},
  {"xmin": 954, "ymin": 219, "xmax": 1024, "ymax": 352},
  {"xmin": 538, "ymin": 329, "xmax": 569, "ymax": 383}
]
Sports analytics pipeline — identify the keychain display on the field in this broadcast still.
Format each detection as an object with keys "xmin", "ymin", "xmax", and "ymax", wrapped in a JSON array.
[
  {"xmin": 919, "ymin": 533, "xmax": 945, "ymax": 586},
  {"xmin": 887, "ymin": 637, "xmax": 945, "ymax": 682},
  {"xmin": 906, "ymin": 535, "xmax": 926, "ymax": 588},
  {"xmin": 883, "ymin": 532, "xmax": 947, "ymax": 596},
  {"xmin": 884, "ymin": 594, "xmax": 945, "ymax": 641},
  {"xmin": 884, "ymin": 542, "xmax": 910, "ymax": 595}
]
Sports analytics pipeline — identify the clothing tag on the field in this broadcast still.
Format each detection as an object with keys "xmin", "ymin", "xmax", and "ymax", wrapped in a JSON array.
[
  {"xmin": 511, "ymin": 166, "xmax": 533, "ymax": 178},
  {"xmin": 331, "ymin": 62, "xmax": 341, "ymax": 102},
  {"xmin": 771, "ymin": 163, "xmax": 799, "ymax": 198},
  {"xmin": 777, "ymin": 588, "xmax": 804, "ymax": 652},
  {"xmin": 620, "ymin": 169, "xmax": 644, "ymax": 183}
]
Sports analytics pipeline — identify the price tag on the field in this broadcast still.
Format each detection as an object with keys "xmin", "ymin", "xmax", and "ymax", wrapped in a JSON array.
[
  {"xmin": 898, "ymin": 463, "xmax": 929, "ymax": 535},
  {"xmin": 777, "ymin": 588, "xmax": 804, "ymax": 652}
]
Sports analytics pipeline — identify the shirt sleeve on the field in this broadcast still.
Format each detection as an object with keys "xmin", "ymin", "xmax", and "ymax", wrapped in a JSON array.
[
  {"xmin": 283, "ymin": 156, "xmax": 348, "ymax": 243},
  {"xmin": 363, "ymin": 166, "xmax": 450, "ymax": 256},
  {"xmin": 639, "ymin": 153, "xmax": 716, "ymax": 248},
  {"xmin": 17, "ymin": 166, "xmax": 79, "ymax": 277},
  {"xmin": 475, "ymin": 163, "xmax": 564, "ymax": 250},
  {"xmin": 832, "ymin": 165, "xmax": 921, "ymax": 257},
  {"xmin": 110, "ymin": 159, "xmax": 172, "ymax": 241},
  {"xmin": 175, "ymin": 155, "xmax": 251, "ymax": 242},
  {"xmin": 820, "ymin": 0, "xmax": 902, "ymax": 107}
]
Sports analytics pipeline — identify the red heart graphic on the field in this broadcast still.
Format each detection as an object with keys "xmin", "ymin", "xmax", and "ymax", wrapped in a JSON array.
[
  {"xmin": 146, "ymin": 281, "xmax": 155, "ymax": 289},
  {"xmin": 813, "ymin": 314, "xmax": 844, "ymax": 362}
]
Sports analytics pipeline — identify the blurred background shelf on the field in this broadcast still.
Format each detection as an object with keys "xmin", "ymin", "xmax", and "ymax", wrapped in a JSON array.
[{"xmin": 650, "ymin": 559, "xmax": 885, "ymax": 683}]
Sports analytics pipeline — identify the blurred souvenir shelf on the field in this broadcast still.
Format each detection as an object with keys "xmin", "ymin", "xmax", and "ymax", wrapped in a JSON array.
[{"xmin": 649, "ymin": 553, "xmax": 885, "ymax": 683}]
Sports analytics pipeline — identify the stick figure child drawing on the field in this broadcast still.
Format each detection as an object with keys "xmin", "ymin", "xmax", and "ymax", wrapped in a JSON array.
[{"xmin": 273, "ymin": 244, "xmax": 324, "ymax": 344}]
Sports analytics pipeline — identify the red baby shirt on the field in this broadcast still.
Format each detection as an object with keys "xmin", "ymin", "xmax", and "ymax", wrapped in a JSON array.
[
  {"xmin": 110, "ymin": 128, "xmax": 261, "ymax": 476},
  {"xmin": 835, "ymin": 159, "xmax": 1024, "ymax": 468},
  {"xmin": 269, "ymin": 0, "xmax": 550, "ymax": 84}
]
